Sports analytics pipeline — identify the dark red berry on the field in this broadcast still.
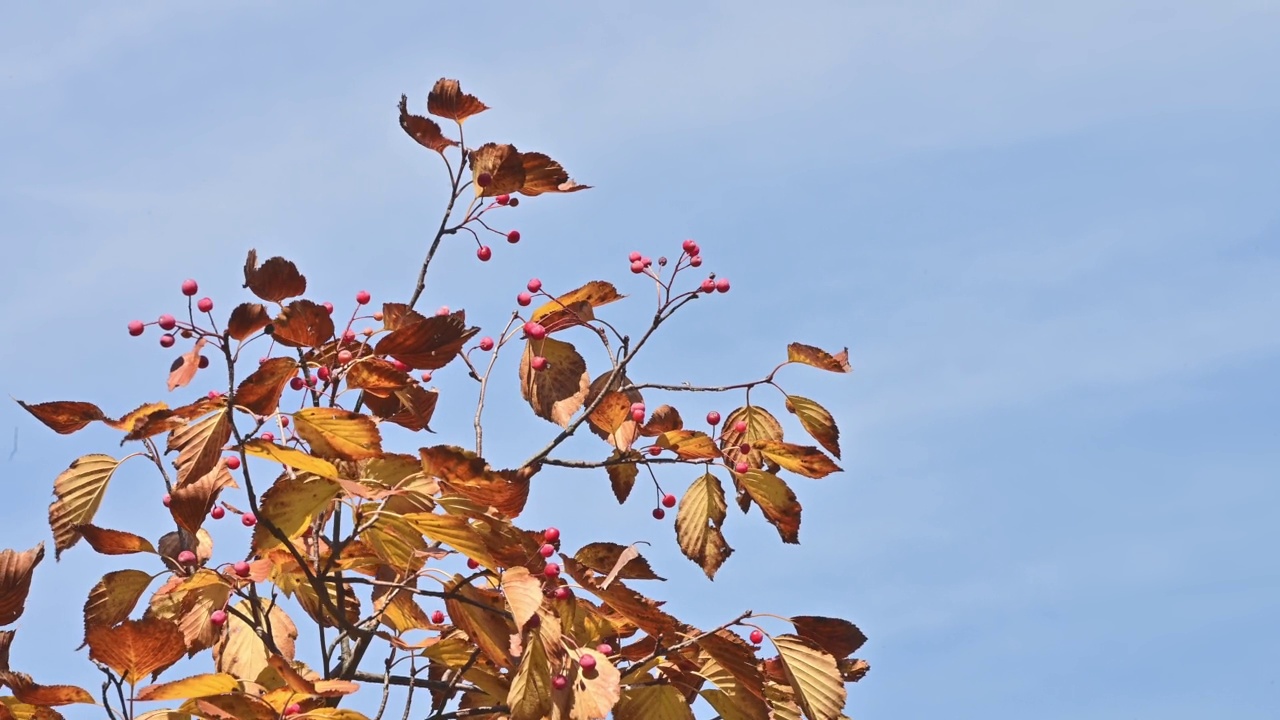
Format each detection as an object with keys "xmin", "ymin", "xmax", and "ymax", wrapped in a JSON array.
[
  {"xmin": 477, "ymin": 245, "xmax": 492, "ymax": 261},
  {"xmin": 652, "ymin": 508, "xmax": 666, "ymax": 520},
  {"xmin": 507, "ymin": 230, "xmax": 521, "ymax": 244},
  {"xmin": 158, "ymin": 314, "xmax": 176, "ymax": 330},
  {"xmin": 431, "ymin": 610, "xmax": 446, "ymax": 624},
  {"xmin": 159, "ymin": 334, "xmax": 175, "ymax": 348},
  {"xmin": 706, "ymin": 411, "xmax": 721, "ymax": 425}
]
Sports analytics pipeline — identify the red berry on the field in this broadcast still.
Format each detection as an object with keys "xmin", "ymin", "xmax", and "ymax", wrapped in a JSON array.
[
  {"xmin": 241, "ymin": 513, "xmax": 257, "ymax": 527},
  {"xmin": 177, "ymin": 550, "xmax": 196, "ymax": 564},
  {"xmin": 735, "ymin": 461, "xmax": 750, "ymax": 474},
  {"xmin": 159, "ymin": 333, "xmax": 176, "ymax": 348},
  {"xmin": 431, "ymin": 610, "xmax": 446, "ymax": 624},
  {"xmin": 630, "ymin": 260, "xmax": 646, "ymax": 274},
  {"xmin": 355, "ymin": 290, "xmax": 371, "ymax": 305},
  {"xmin": 507, "ymin": 230, "xmax": 521, "ymax": 244},
  {"xmin": 316, "ymin": 366, "xmax": 331, "ymax": 382},
  {"xmin": 420, "ymin": 372, "xmax": 433, "ymax": 382},
  {"xmin": 197, "ymin": 356, "xmax": 210, "ymax": 369},
  {"xmin": 233, "ymin": 561, "xmax": 251, "ymax": 577},
  {"xmin": 496, "ymin": 193, "xmax": 511, "ymax": 205},
  {"xmin": 652, "ymin": 507, "xmax": 666, "ymax": 519},
  {"xmin": 181, "ymin": 279, "xmax": 199, "ymax": 296},
  {"xmin": 647, "ymin": 446, "xmax": 662, "ymax": 456},
  {"xmin": 323, "ymin": 301, "xmax": 334, "ymax": 314},
  {"xmin": 554, "ymin": 586, "xmax": 572, "ymax": 600},
  {"xmin": 531, "ymin": 356, "xmax": 548, "ymax": 371},
  {"xmin": 260, "ymin": 432, "xmax": 274, "ymax": 442},
  {"xmin": 544, "ymin": 527, "xmax": 560, "ymax": 542},
  {"xmin": 158, "ymin": 314, "xmax": 176, "ymax": 330},
  {"xmin": 516, "ymin": 292, "xmax": 533, "ymax": 306},
  {"xmin": 683, "ymin": 239, "xmax": 700, "ymax": 254},
  {"xmin": 579, "ymin": 654, "xmax": 597, "ymax": 670},
  {"xmin": 289, "ymin": 377, "xmax": 305, "ymax": 391},
  {"xmin": 700, "ymin": 279, "xmax": 716, "ymax": 293},
  {"xmin": 127, "ymin": 320, "xmax": 145, "ymax": 336},
  {"xmin": 392, "ymin": 359, "xmax": 410, "ymax": 372},
  {"xmin": 631, "ymin": 409, "xmax": 645, "ymax": 423},
  {"xmin": 477, "ymin": 245, "xmax": 492, "ymax": 261},
  {"xmin": 285, "ymin": 704, "xmax": 302, "ymax": 716},
  {"xmin": 539, "ymin": 543, "xmax": 555, "ymax": 558},
  {"xmin": 524, "ymin": 322, "xmax": 547, "ymax": 340},
  {"xmin": 689, "ymin": 255, "xmax": 703, "ymax": 267},
  {"xmin": 337, "ymin": 350, "xmax": 353, "ymax": 365},
  {"xmin": 716, "ymin": 278, "xmax": 731, "ymax": 293},
  {"xmin": 597, "ymin": 643, "xmax": 613, "ymax": 656},
  {"xmin": 552, "ymin": 675, "xmax": 568, "ymax": 691},
  {"xmin": 340, "ymin": 329, "xmax": 356, "ymax": 343},
  {"xmin": 478, "ymin": 337, "xmax": 495, "ymax": 351},
  {"xmin": 661, "ymin": 493, "xmax": 676, "ymax": 508},
  {"xmin": 543, "ymin": 562, "xmax": 561, "ymax": 578},
  {"xmin": 210, "ymin": 609, "xmax": 227, "ymax": 626},
  {"xmin": 642, "ymin": 257, "xmax": 653, "ymax": 267},
  {"xmin": 280, "ymin": 416, "xmax": 290, "ymax": 428},
  {"xmin": 631, "ymin": 401, "xmax": 645, "ymax": 412},
  {"xmin": 436, "ymin": 306, "xmax": 450, "ymax": 316},
  {"xmin": 706, "ymin": 411, "xmax": 721, "ymax": 425},
  {"xmin": 733, "ymin": 420, "xmax": 748, "ymax": 434},
  {"xmin": 225, "ymin": 455, "xmax": 241, "ymax": 470},
  {"xmin": 162, "ymin": 493, "xmax": 171, "ymax": 507},
  {"xmin": 477, "ymin": 172, "xmax": 492, "ymax": 187},
  {"xmin": 526, "ymin": 278, "xmax": 542, "ymax": 293},
  {"xmin": 197, "ymin": 297, "xmax": 214, "ymax": 313},
  {"xmin": 628, "ymin": 251, "xmax": 642, "ymax": 262},
  {"xmin": 210, "ymin": 506, "xmax": 225, "ymax": 520},
  {"xmin": 466, "ymin": 557, "xmax": 480, "ymax": 570},
  {"xmin": 749, "ymin": 629, "xmax": 764, "ymax": 644}
]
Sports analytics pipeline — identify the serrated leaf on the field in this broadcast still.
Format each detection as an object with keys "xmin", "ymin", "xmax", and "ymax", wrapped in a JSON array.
[
  {"xmin": 226, "ymin": 302, "xmax": 271, "ymax": 341},
  {"xmin": 75, "ymin": 526, "xmax": 156, "ymax": 556},
  {"xmin": 292, "ymin": 408, "xmax": 382, "ymax": 461},
  {"xmin": 675, "ymin": 474, "xmax": 733, "ymax": 579},
  {"xmin": 242, "ymin": 250, "xmax": 306, "ymax": 303},
  {"xmin": 531, "ymin": 281, "xmax": 623, "ymax": 333},
  {"xmin": 638, "ymin": 404, "xmax": 683, "ymax": 436},
  {"xmin": 168, "ymin": 462, "xmax": 236, "ymax": 536},
  {"xmin": 771, "ymin": 634, "xmax": 846, "ymax": 720},
  {"xmin": 606, "ymin": 451, "xmax": 641, "ymax": 503},
  {"xmin": 345, "ymin": 357, "xmax": 412, "ymax": 397},
  {"xmin": 398, "ymin": 95, "xmax": 457, "ymax": 153},
  {"xmin": 655, "ymin": 430, "xmax": 721, "ymax": 460},
  {"xmin": 82, "ymin": 570, "xmax": 151, "ymax": 640},
  {"xmin": 0, "ymin": 545, "xmax": 43, "ymax": 626},
  {"xmin": 16, "ymin": 400, "xmax": 104, "ymax": 435},
  {"xmin": 0, "ymin": 673, "xmax": 94, "ymax": 707},
  {"xmin": 615, "ymin": 684, "xmax": 695, "ymax": 720},
  {"xmin": 518, "ymin": 152, "xmax": 591, "ymax": 196},
  {"xmin": 49, "ymin": 455, "xmax": 121, "ymax": 558},
  {"xmin": 168, "ymin": 409, "xmax": 232, "ymax": 487},
  {"xmin": 232, "ymin": 357, "xmax": 298, "ymax": 417},
  {"xmin": 442, "ymin": 575, "xmax": 514, "ymax": 669},
  {"xmin": 790, "ymin": 616, "xmax": 866, "ymax": 659},
  {"xmin": 185, "ymin": 693, "xmax": 277, "ymax": 720},
  {"xmin": 242, "ymin": 439, "xmax": 338, "ymax": 479},
  {"xmin": 786, "ymin": 344, "xmax": 851, "ymax": 373},
  {"xmin": 697, "ymin": 630, "xmax": 768, "ymax": 708},
  {"xmin": 212, "ymin": 599, "xmax": 296, "ymax": 681},
  {"xmin": 421, "ymin": 445, "xmax": 531, "ymax": 519},
  {"xmin": 362, "ymin": 384, "xmax": 439, "ymax": 432},
  {"xmin": 251, "ymin": 475, "xmax": 340, "ymax": 552},
  {"xmin": 586, "ymin": 392, "xmax": 640, "ymax": 451},
  {"xmin": 568, "ymin": 648, "xmax": 621, "ymax": 720},
  {"xmin": 469, "ymin": 143, "xmax": 526, "ymax": 197},
  {"xmin": 134, "ymin": 673, "xmax": 239, "ymax": 701},
  {"xmin": 124, "ymin": 396, "xmax": 225, "ymax": 442},
  {"xmin": 573, "ymin": 543, "xmax": 663, "ymax": 583},
  {"xmin": 507, "ymin": 629, "xmax": 552, "ymax": 720},
  {"xmin": 500, "ymin": 568, "xmax": 544, "ymax": 628},
  {"xmin": 738, "ymin": 469, "xmax": 802, "ymax": 543},
  {"xmin": 86, "ymin": 617, "xmax": 186, "ymax": 685},
  {"xmin": 401, "ymin": 514, "xmax": 498, "ymax": 570},
  {"xmin": 755, "ymin": 441, "xmax": 840, "ymax": 479},
  {"xmin": 784, "ymin": 396, "xmax": 841, "ymax": 460},
  {"xmin": 375, "ymin": 313, "xmax": 478, "ymax": 370},
  {"xmin": 270, "ymin": 300, "xmax": 334, "ymax": 349},
  {"xmin": 561, "ymin": 558, "xmax": 680, "ymax": 639},
  {"xmin": 427, "ymin": 78, "xmax": 488, "ymax": 122},
  {"xmin": 519, "ymin": 337, "xmax": 589, "ymax": 427}
]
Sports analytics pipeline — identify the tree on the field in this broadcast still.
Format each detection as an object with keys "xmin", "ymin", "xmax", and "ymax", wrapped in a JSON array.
[{"xmin": 5, "ymin": 78, "xmax": 867, "ymax": 720}]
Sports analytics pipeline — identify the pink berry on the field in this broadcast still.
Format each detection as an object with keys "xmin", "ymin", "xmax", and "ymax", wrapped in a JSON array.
[
  {"xmin": 316, "ymin": 366, "xmax": 332, "ymax": 382},
  {"xmin": 260, "ymin": 432, "xmax": 274, "ymax": 442},
  {"xmin": 526, "ymin": 278, "xmax": 542, "ymax": 293},
  {"xmin": 716, "ymin": 278, "xmax": 731, "ymax": 293},
  {"xmin": 323, "ymin": 301, "xmax": 334, "ymax": 314},
  {"xmin": 210, "ymin": 506, "xmax": 225, "ymax": 520},
  {"xmin": 373, "ymin": 311, "xmax": 384, "ymax": 321},
  {"xmin": 339, "ymin": 329, "xmax": 355, "ymax": 343},
  {"xmin": 478, "ymin": 337, "xmax": 494, "ymax": 351},
  {"xmin": 392, "ymin": 359, "xmax": 410, "ymax": 372},
  {"xmin": 355, "ymin": 290, "xmax": 371, "ymax": 305},
  {"xmin": 652, "ymin": 508, "xmax": 666, "ymax": 520},
  {"xmin": 197, "ymin": 297, "xmax": 213, "ymax": 313},
  {"xmin": 749, "ymin": 629, "xmax": 764, "ymax": 644},
  {"xmin": 628, "ymin": 251, "xmax": 642, "ymax": 262},
  {"xmin": 208, "ymin": 390, "xmax": 222, "ymax": 399},
  {"xmin": 516, "ymin": 292, "xmax": 532, "ymax": 306},
  {"xmin": 259, "ymin": 357, "xmax": 269, "ymax": 364},
  {"xmin": 735, "ymin": 461, "xmax": 750, "ymax": 474},
  {"xmin": 642, "ymin": 257, "xmax": 653, "ymax": 267},
  {"xmin": 285, "ymin": 704, "xmax": 302, "ymax": 716},
  {"xmin": 477, "ymin": 172, "xmax": 492, "ymax": 187},
  {"xmin": 337, "ymin": 350, "xmax": 353, "ymax": 365},
  {"xmin": 647, "ymin": 446, "xmax": 662, "ymax": 456},
  {"xmin": 579, "ymin": 654, "xmax": 597, "ymax": 670},
  {"xmin": 531, "ymin": 355, "xmax": 548, "ymax": 371},
  {"xmin": 689, "ymin": 255, "xmax": 703, "ymax": 267},
  {"xmin": 539, "ymin": 543, "xmax": 555, "ymax": 558},
  {"xmin": 682, "ymin": 239, "xmax": 699, "ymax": 254},
  {"xmin": 431, "ymin": 610, "xmax": 446, "ymax": 624},
  {"xmin": 127, "ymin": 320, "xmax": 145, "ymax": 336},
  {"xmin": 524, "ymin": 322, "xmax": 547, "ymax": 340},
  {"xmin": 554, "ymin": 586, "xmax": 572, "ymax": 600},
  {"xmin": 631, "ymin": 409, "xmax": 645, "ymax": 423},
  {"xmin": 177, "ymin": 550, "xmax": 196, "ymax": 564},
  {"xmin": 630, "ymin": 260, "xmax": 646, "ymax": 274},
  {"xmin": 543, "ymin": 563, "xmax": 561, "ymax": 578},
  {"xmin": 507, "ymin": 230, "xmax": 521, "ymax": 244},
  {"xmin": 706, "ymin": 411, "xmax": 721, "ymax": 425},
  {"xmin": 233, "ymin": 561, "xmax": 251, "ymax": 577},
  {"xmin": 700, "ymin": 279, "xmax": 716, "ymax": 293},
  {"xmin": 289, "ymin": 377, "xmax": 305, "ymax": 391},
  {"xmin": 241, "ymin": 513, "xmax": 257, "ymax": 527},
  {"xmin": 477, "ymin": 245, "xmax": 492, "ymax": 261},
  {"xmin": 225, "ymin": 456, "xmax": 241, "ymax": 470},
  {"xmin": 733, "ymin": 420, "xmax": 748, "ymax": 434},
  {"xmin": 158, "ymin": 314, "xmax": 176, "ymax": 330},
  {"xmin": 280, "ymin": 416, "xmax": 290, "ymax": 428},
  {"xmin": 596, "ymin": 643, "xmax": 613, "ymax": 656},
  {"xmin": 159, "ymin": 334, "xmax": 175, "ymax": 348},
  {"xmin": 631, "ymin": 402, "xmax": 645, "ymax": 412},
  {"xmin": 420, "ymin": 372, "xmax": 433, "ymax": 382},
  {"xmin": 544, "ymin": 527, "xmax": 560, "ymax": 542},
  {"xmin": 553, "ymin": 675, "xmax": 568, "ymax": 691},
  {"xmin": 496, "ymin": 194, "xmax": 511, "ymax": 205},
  {"xmin": 466, "ymin": 557, "xmax": 480, "ymax": 570},
  {"xmin": 181, "ymin": 279, "xmax": 199, "ymax": 296},
  {"xmin": 210, "ymin": 609, "xmax": 227, "ymax": 626},
  {"xmin": 661, "ymin": 493, "xmax": 676, "ymax": 508},
  {"xmin": 162, "ymin": 493, "xmax": 171, "ymax": 507},
  {"xmin": 436, "ymin": 306, "xmax": 450, "ymax": 316}
]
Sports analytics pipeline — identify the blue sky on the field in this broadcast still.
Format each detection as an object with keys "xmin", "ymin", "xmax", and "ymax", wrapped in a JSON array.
[{"xmin": 2, "ymin": 2, "xmax": 1279, "ymax": 718}]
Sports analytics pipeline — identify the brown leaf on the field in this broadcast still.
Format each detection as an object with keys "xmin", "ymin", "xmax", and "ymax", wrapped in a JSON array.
[
  {"xmin": 363, "ymin": 384, "xmax": 439, "ymax": 432},
  {"xmin": 242, "ymin": 250, "xmax": 307, "ymax": 303},
  {"xmin": 499, "ymin": 567, "xmax": 544, "ymax": 629},
  {"xmin": 380, "ymin": 302, "xmax": 428, "ymax": 331},
  {"xmin": 75, "ymin": 526, "xmax": 156, "ymax": 555},
  {"xmin": 189, "ymin": 694, "xmax": 278, "ymax": 720},
  {"xmin": 640, "ymin": 405, "xmax": 683, "ymax": 436},
  {"xmin": 427, "ymin": 78, "xmax": 489, "ymax": 122},
  {"xmin": 519, "ymin": 337, "xmax": 589, "ymax": 427},
  {"xmin": 507, "ymin": 629, "xmax": 552, "ymax": 720},
  {"xmin": 755, "ymin": 441, "xmax": 840, "ymax": 479},
  {"xmin": 561, "ymin": 558, "xmax": 681, "ymax": 640},
  {"xmin": 156, "ymin": 529, "xmax": 214, "ymax": 570},
  {"xmin": 655, "ymin": 430, "xmax": 721, "ymax": 460},
  {"xmin": 421, "ymin": 446, "xmax": 531, "ymax": 519},
  {"xmin": 442, "ymin": 575, "xmax": 515, "ymax": 669},
  {"xmin": 375, "ymin": 313, "xmax": 479, "ymax": 370},
  {"xmin": 86, "ymin": 617, "xmax": 186, "ymax": 685},
  {"xmin": 784, "ymin": 395, "xmax": 841, "ymax": 460},
  {"xmin": 270, "ymin": 300, "xmax": 334, "ymax": 349},
  {"xmin": 517, "ymin": 152, "xmax": 592, "ymax": 197},
  {"xmin": 719, "ymin": 406, "xmax": 784, "ymax": 473},
  {"xmin": 169, "ymin": 462, "xmax": 237, "ymax": 535},
  {"xmin": 167, "ymin": 337, "xmax": 208, "ymax": 392},
  {"xmin": 146, "ymin": 570, "xmax": 232, "ymax": 657},
  {"xmin": 568, "ymin": 648, "xmax": 621, "ymax": 720},
  {"xmin": 531, "ymin": 281, "xmax": 623, "ymax": 333},
  {"xmin": 586, "ymin": 393, "xmax": 640, "ymax": 451},
  {"xmin": 49, "ymin": 455, "xmax": 121, "ymax": 558},
  {"xmin": 168, "ymin": 408, "xmax": 232, "ymax": 487},
  {"xmin": 738, "ymin": 469, "xmax": 802, "ymax": 544},
  {"xmin": 16, "ymin": 400, "xmax": 104, "ymax": 435},
  {"xmin": 292, "ymin": 408, "xmax": 382, "ymax": 461},
  {"xmin": 345, "ymin": 358, "xmax": 411, "ymax": 397},
  {"xmin": 573, "ymin": 543, "xmax": 664, "ymax": 583},
  {"xmin": 839, "ymin": 657, "xmax": 870, "ymax": 683},
  {"xmin": 226, "ymin": 302, "xmax": 272, "ymax": 341},
  {"xmin": 251, "ymin": 475, "xmax": 340, "ymax": 553},
  {"xmin": 469, "ymin": 143, "xmax": 525, "ymax": 197},
  {"xmin": 122, "ymin": 396, "xmax": 225, "ymax": 442},
  {"xmin": 213, "ymin": 599, "xmax": 297, "ymax": 681},
  {"xmin": 82, "ymin": 569, "xmax": 152, "ymax": 641},
  {"xmin": 675, "ymin": 474, "xmax": 733, "ymax": 579},
  {"xmin": 786, "ymin": 343, "xmax": 851, "ymax": 373},
  {"xmin": 606, "ymin": 450, "xmax": 641, "ymax": 503},
  {"xmin": 0, "ymin": 545, "xmax": 43, "ymax": 626},
  {"xmin": 614, "ymin": 685, "xmax": 695, "ymax": 720},
  {"xmin": 104, "ymin": 401, "xmax": 170, "ymax": 434},
  {"xmin": 398, "ymin": 95, "xmax": 458, "ymax": 153},
  {"xmin": 697, "ymin": 630, "xmax": 769, "ymax": 710},
  {"xmin": 790, "ymin": 616, "xmax": 866, "ymax": 659},
  {"xmin": 0, "ymin": 672, "xmax": 94, "ymax": 707},
  {"xmin": 233, "ymin": 357, "xmax": 298, "ymax": 417},
  {"xmin": 771, "ymin": 634, "xmax": 846, "ymax": 720},
  {"xmin": 266, "ymin": 655, "xmax": 358, "ymax": 697}
]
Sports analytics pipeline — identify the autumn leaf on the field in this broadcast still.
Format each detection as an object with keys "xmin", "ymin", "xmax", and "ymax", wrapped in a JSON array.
[
  {"xmin": 86, "ymin": 617, "xmax": 186, "ymax": 685},
  {"xmin": 49, "ymin": 454, "xmax": 121, "ymax": 558},
  {"xmin": 469, "ymin": 143, "xmax": 525, "ymax": 197},
  {"xmin": 738, "ymin": 469, "xmax": 802, "ymax": 544},
  {"xmin": 233, "ymin": 357, "xmax": 298, "ymax": 416},
  {"xmin": 213, "ymin": 599, "xmax": 297, "ymax": 682},
  {"xmin": 517, "ymin": 152, "xmax": 591, "ymax": 196},
  {"xmin": 655, "ymin": 430, "xmax": 721, "ymax": 460},
  {"xmin": 266, "ymin": 655, "xmax": 358, "ymax": 697},
  {"xmin": 16, "ymin": 400, "xmax": 104, "ymax": 435},
  {"xmin": 122, "ymin": 396, "xmax": 225, "ymax": 442},
  {"xmin": 499, "ymin": 567, "xmax": 544, "ymax": 628},
  {"xmin": 226, "ymin": 302, "xmax": 272, "ymax": 341},
  {"xmin": 105, "ymin": 401, "xmax": 170, "ymax": 434},
  {"xmin": 427, "ymin": 78, "xmax": 488, "ymax": 122},
  {"xmin": 442, "ymin": 575, "xmax": 514, "ymax": 669},
  {"xmin": 0, "ymin": 545, "xmax": 43, "ymax": 626},
  {"xmin": 420, "ymin": 445, "xmax": 531, "ymax": 519},
  {"xmin": 75, "ymin": 526, "xmax": 156, "ymax": 555},
  {"xmin": 675, "ymin": 474, "xmax": 733, "ymax": 579},
  {"xmin": 606, "ymin": 450, "xmax": 641, "ymax": 503},
  {"xmin": 134, "ymin": 673, "xmax": 239, "ymax": 701},
  {"xmin": 531, "ymin": 281, "xmax": 623, "ymax": 332},
  {"xmin": 507, "ymin": 630, "xmax": 552, "ymax": 720},
  {"xmin": 784, "ymin": 395, "xmax": 841, "ymax": 460},
  {"xmin": 519, "ymin": 337, "xmax": 589, "ymax": 427},
  {"xmin": 242, "ymin": 250, "xmax": 306, "ymax": 303},
  {"xmin": 719, "ymin": 406, "xmax": 784, "ymax": 472},
  {"xmin": 168, "ymin": 462, "xmax": 237, "ymax": 535},
  {"xmin": 401, "ymin": 513, "xmax": 498, "ymax": 570},
  {"xmin": 755, "ymin": 441, "xmax": 840, "ymax": 479},
  {"xmin": 242, "ymin": 438, "xmax": 338, "ymax": 479},
  {"xmin": 568, "ymin": 648, "xmax": 621, "ymax": 720},
  {"xmin": 561, "ymin": 558, "xmax": 681, "ymax": 639},
  {"xmin": 167, "ymin": 337, "xmax": 208, "ymax": 392},
  {"xmin": 251, "ymin": 475, "xmax": 340, "ymax": 552},
  {"xmin": 345, "ymin": 358, "xmax": 412, "ymax": 397},
  {"xmin": 187, "ymin": 693, "xmax": 278, "ymax": 720},
  {"xmin": 572, "ymin": 542, "xmax": 664, "ymax": 583},
  {"xmin": 0, "ymin": 672, "xmax": 94, "ymax": 707},
  {"xmin": 292, "ymin": 407, "xmax": 382, "ymax": 461},
  {"xmin": 786, "ymin": 343, "xmax": 851, "ymax": 374},
  {"xmin": 82, "ymin": 569, "xmax": 152, "ymax": 642},
  {"xmin": 586, "ymin": 392, "xmax": 640, "ymax": 451},
  {"xmin": 614, "ymin": 684, "xmax": 695, "ymax": 720},
  {"xmin": 790, "ymin": 616, "xmax": 866, "ymax": 659},
  {"xmin": 398, "ymin": 95, "xmax": 457, "ymax": 153},
  {"xmin": 270, "ymin": 300, "xmax": 334, "ymax": 349},
  {"xmin": 640, "ymin": 405, "xmax": 683, "ymax": 436},
  {"xmin": 771, "ymin": 634, "xmax": 846, "ymax": 720},
  {"xmin": 362, "ymin": 384, "xmax": 439, "ymax": 432},
  {"xmin": 375, "ymin": 313, "xmax": 478, "ymax": 370}
]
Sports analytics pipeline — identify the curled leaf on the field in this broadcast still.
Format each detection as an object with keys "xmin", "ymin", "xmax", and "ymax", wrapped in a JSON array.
[
  {"xmin": 427, "ymin": 78, "xmax": 489, "ymax": 122},
  {"xmin": 786, "ymin": 343, "xmax": 851, "ymax": 373},
  {"xmin": 469, "ymin": 143, "xmax": 525, "ymax": 197},
  {"xmin": 75, "ymin": 526, "xmax": 156, "ymax": 556},
  {"xmin": 270, "ymin": 300, "xmax": 334, "ymax": 349},
  {"xmin": 233, "ymin": 357, "xmax": 298, "ymax": 417},
  {"xmin": 226, "ymin": 302, "xmax": 272, "ymax": 341},
  {"xmin": 519, "ymin": 337, "xmax": 589, "ymax": 427},
  {"xmin": 0, "ymin": 544, "xmax": 44, "ymax": 626},
  {"xmin": 49, "ymin": 455, "xmax": 121, "ymax": 558},
  {"xmin": 17, "ymin": 400, "xmax": 104, "ymax": 435},
  {"xmin": 243, "ymin": 250, "xmax": 306, "ymax": 303},
  {"xmin": 167, "ymin": 337, "xmax": 208, "ymax": 392},
  {"xmin": 399, "ymin": 95, "xmax": 458, "ymax": 153}
]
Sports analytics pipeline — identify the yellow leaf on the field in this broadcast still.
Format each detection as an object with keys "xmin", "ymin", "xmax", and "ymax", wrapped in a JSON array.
[
  {"xmin": 251, "ymin": 475, "xmax": 340, "ymax": 552},
  {"xmin": 615, "ymin": 685, "xmax": 695, "ymax": 720},
  {"xmin": 85, "ymin": 617, "xmax": 186, "ymax": 685},
  {"xmin": 292, "ymin": 408, "xmax": 382, "ymax": 461},
  {"xmin": 48, "ymin": 454, "xmax": 121, "ymax": 558},
  {"xmin": 242, "ymin": 439, "xmax": 339, "ymax": 479},
  {"xmin": 675, "ymin": 474, "xmax": 733, "ymax": 579},
  {"xmin": 785, "ymin": 343, "xmax": 851, "ymax": 373},
  {"xmin": 402, "ymin": 513, "xmax": 498, "ymax": 570},
  {"xmin": 784, "ymin": 395, "xmax": 841, "ymax": 460},
  {"xmin": 443, "ymin": 575, "xmax": 514, "ymax": 669},
  {"xmin": 134, "ymin": 673, "xmax": 239, "ymax": 701},
  {"xmin": 82, "ymin": 569, "xmax": 152, "ymax": 640},
  {"xmin": 213, "ymin": 599, "xmax": 297, "ymax": 682},
  {"xmin": 531, "ymin": 281, "xmax": 623, "ymax": 332},
  {"xmin": 755, "ymin": 441, "xmax": 840, "ymax": 479},
  {"xmin": 655, "ymin": 430, "xmax": 721, "ymax": 460},
  {"xmin": 499, "ymin": 567, "xmax": 544, "ymax": 628},
  {"xmin": 771, "ymin": 634, "xmax": 846, "ymax": 720},
  {"xmin": 737, "ymin": 470, "xmax": 802, "ymax": 544}
]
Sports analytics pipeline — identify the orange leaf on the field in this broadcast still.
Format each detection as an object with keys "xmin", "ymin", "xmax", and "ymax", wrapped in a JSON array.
[
  {"xmin": 345, "ymin": 358, "xmax": 412, "ymax": 397},
  {"xmin": 398, "ymin": 95, "xmax": 457, "ymax": 153},
  {"xmin": 427, "ymin": 78, "xmax": 489, "ymax": 122},
  {"xmin": 469, "ymin": 143, "xmax": 525, "ymax": 197},
  {"xmin": 292, "ymin": 408, "xmax": 382, "ymax": 461},
  {"xmin": 122, "ymin": 396, "xmax": 225, "ymax": 442},
  {"xmin": 85, "ymin": 617, "xmax": 186, "ymax": 685},
  {"xmin": 605, "ymin": 451, "xmax": 641, "ymax": 503},
  {"xmin": 49, "ymin": 455, "xmax": 121, "ymax": 558},
  {"xmin": 790, "ymin": 616, "xmax": 866, "ymax": 659},
  {"xmin": 213, "ymin": 599, "xmax": 297, "ymax": 682},
  {"xmin": 639, "ymin": 405, "xmax": 683, "ymax": 436},
  {"xmin": 531, "ymin": 281, "xmax": 623, "ymax": 333},
  {"xmin": 270, "ymin": 300, "xmax": 334, "ymax": 349},
  {"xmin": 82, "ymin": 569, "xmax": 152, "ymax": 640},
  {"xmin": 233, "ymin": 357, "xmax": 298, "ymax": 417},
  {"xmin": 167, "ymin": 337, "xmax": 208, "ymax": 392},
  {"xmin": 675, "ymin": 474, "xmax": 733, "ymax": 579},
  {"xmin": 0, "ymin": 671, "xmax": 94, "ymax": 706},
  {"xmin": 379, "ymin": 302, "xmax": 428, "ymax": 331},
  {"xmin": 517, "ymin": 152, "xmax": 591, "ymax": 197},
  {"xmin": 167, "ymin": 408, "xmax": 231, "ymax": 487},
  {"xmin": 737, "ymin": 469, "xmax": 801, "ymax": 544},
  {"xmin": 374, "ymin": 313, "xmax": 478, "ymax": 370},
  {"xmin": 251, "ymin": 475, "xmax": 340, "ymax": 553},
  {"xmin": 442, "ymin": 575, "xmax": 515, "ymax": 669},
  {"xmin": 105, "ymin": 401, "xmax": 170, "ymax": 434},
  {"xmin": 0, "ymin": 544, "xmax": 44, "ymax": 626},
  {"xmin": 784, "ymin": 395, "xmax": 841, "ymax": 460},
  {"xmin": 586, "ymin": 393, "xmax": 639, "ymax": 451},
  {"xmin": 786, "ymin": 343, "xmax": 851, "ymax": 373},
  {"xmin": 519, "ymin": 338, "xmax": 589, "ymax": 427},
  {"xmin": 362, "ymin": 385, "xmax": 439, "ymax": 432},
  {"xmin": 242, "ymin": 250, "xmax": 306, "ymax": 303},
  {"xmin": 420, "ymin": 446, "xmax": 530, "ymax": 519},
  {"xmin": 226, "ymin": 302, "xmax": 272, "ymax": 341},
  {"xmin": 655, "ymin": 430, "xmax": 721, "ymax": 460},
  {"xmin": 75, "ymin": 526, "xmax": 156, "ymax": 555},
  {"xmin": 188, "ymin": 694, "xmax": 278, "ymax": 720},
  {"xmin": 134, "ymin": 672, "xmax": 239, "ymax": 701},
  {"xmin": 168, "ymin": 462, "xmax": 237, "ymax": 535},
  {"xmin": 755, "ymin": 441, "xmax": 840, "ymax": 479},
  {"xmin": 16, "ymin": 400, "xmax": 104, "ymax": 435},
  {"xmin": 560, "ymin": 558, "xmax": 681, "ymax": 640}
]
